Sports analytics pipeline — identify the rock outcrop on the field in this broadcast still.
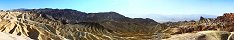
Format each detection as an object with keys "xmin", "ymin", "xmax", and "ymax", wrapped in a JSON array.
[
  {"xmin": 164, "ymin": 31, "xmax": 232, "ymax": 40},
  {"xmin": 216, "ymin": 13, "xmax": 234, "ymax": 22},
  {"xmin": 162, "ymin": 13, "xmax": 234, "ymax": 40}
]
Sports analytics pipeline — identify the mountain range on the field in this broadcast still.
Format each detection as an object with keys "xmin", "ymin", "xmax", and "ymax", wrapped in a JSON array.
[{"xmin": 0, "ymin": 8, "xmax": 234, "ymax": 40}]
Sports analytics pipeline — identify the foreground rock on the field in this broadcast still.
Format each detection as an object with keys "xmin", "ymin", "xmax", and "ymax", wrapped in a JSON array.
[
  {"xmin": 164, "ymin": 31, "xmax": 233, "ymax": 40},
  {"xmin": 0, "ymin": 32, "xmax": 32, "ymax": 40}
]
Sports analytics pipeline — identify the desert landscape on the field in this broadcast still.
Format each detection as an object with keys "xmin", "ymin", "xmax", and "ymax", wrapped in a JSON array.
[
  {"xmin": 1, "ymin": 0, "xmax": 234, "ymax": 40},
  {"xmin": 0, "ymin": 8, "xmax": 234, "ymax": 40}
]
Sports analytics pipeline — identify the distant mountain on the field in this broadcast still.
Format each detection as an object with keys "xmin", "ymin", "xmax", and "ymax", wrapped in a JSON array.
[{"xmin": 142, "ymin": 14, "xmax": 218, "ymax": 23}]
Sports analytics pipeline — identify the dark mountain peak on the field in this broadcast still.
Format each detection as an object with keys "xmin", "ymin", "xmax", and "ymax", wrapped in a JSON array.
[
  {"xmin": 87, "ymin": 12, "xmax": 127, "ymax": 19},
  {"xmin": 199, "ymin": 16, "xmax": 205, "ymax": 20}
]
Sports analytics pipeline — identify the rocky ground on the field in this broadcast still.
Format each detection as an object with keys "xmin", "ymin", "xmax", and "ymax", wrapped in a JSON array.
[
  {"xmin": 0, "ymin": 32, "xmax": 32, "ymax": 40},
  {"xmin": 0, "ymin": 8, "xmax": 233, "ymax": 40}
]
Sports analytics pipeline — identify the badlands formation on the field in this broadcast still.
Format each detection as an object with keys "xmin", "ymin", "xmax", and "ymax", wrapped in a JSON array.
[{"xmin": 0, "ymin": 8, "xmax": 234, "ymax": 40}]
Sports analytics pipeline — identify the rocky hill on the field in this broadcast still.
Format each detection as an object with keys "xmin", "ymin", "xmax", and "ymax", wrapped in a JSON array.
[
  {"xmin": 0, "ymin": 8, "xmax": 234, "ymax": 40},
  {"xmin": 162, "ymin": 13, "xmax": 234, "ymax": 40},
  {"xmin": 0, "ymin": 8, "xmax": 165, "ymax": 40}
]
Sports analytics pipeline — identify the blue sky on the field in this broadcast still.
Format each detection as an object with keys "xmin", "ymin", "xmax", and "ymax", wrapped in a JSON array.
[{"xmin": 0, "ymin": 0, "xmax": 234, "ymax": 18}]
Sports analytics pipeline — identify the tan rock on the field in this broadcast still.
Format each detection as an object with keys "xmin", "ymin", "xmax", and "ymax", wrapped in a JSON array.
[
  {"xmin": 228, "ymin": 32, "xmax": 234, "ymax": 40},
  {"xmin": 163, "ymin": 33, "xmax": 206, "ymax": 40},
  {"xmin": 0, "ymin": 32, "xmax": 32, "ymax": 40},
  {"xmin": 164, "ymin": 31, "xmax": 231, "ymax": 40},
  {"xmin": 197, "ymin": 31, "xmax": 230, "ymax": 40}
]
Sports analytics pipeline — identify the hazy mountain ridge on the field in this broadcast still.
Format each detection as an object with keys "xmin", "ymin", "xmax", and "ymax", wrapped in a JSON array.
[{"xmin": 142, "ymin": 14, "xmax": 218, "ymax": 22}]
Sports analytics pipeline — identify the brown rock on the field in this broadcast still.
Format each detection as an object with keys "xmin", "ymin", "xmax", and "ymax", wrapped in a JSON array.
[{"xmin": 216, "ymin": 13, "xmax": 234, "ymax": 22}]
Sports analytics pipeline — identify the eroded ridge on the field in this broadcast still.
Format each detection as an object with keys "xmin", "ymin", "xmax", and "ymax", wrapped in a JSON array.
[{"xmin": 0, "ymin": 9, "xmax": 163, "ymax": 40}]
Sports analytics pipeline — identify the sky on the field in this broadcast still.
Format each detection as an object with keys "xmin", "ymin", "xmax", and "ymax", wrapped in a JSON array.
[{"xmin": 0, "ymin": 0, "xmax": 234, "ymax": 19}]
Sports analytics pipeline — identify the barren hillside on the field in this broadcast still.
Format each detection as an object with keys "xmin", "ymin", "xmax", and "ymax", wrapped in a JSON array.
[{"xmin": 0, "ymin": 8, "xmax": 234, "ymax": 40}]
